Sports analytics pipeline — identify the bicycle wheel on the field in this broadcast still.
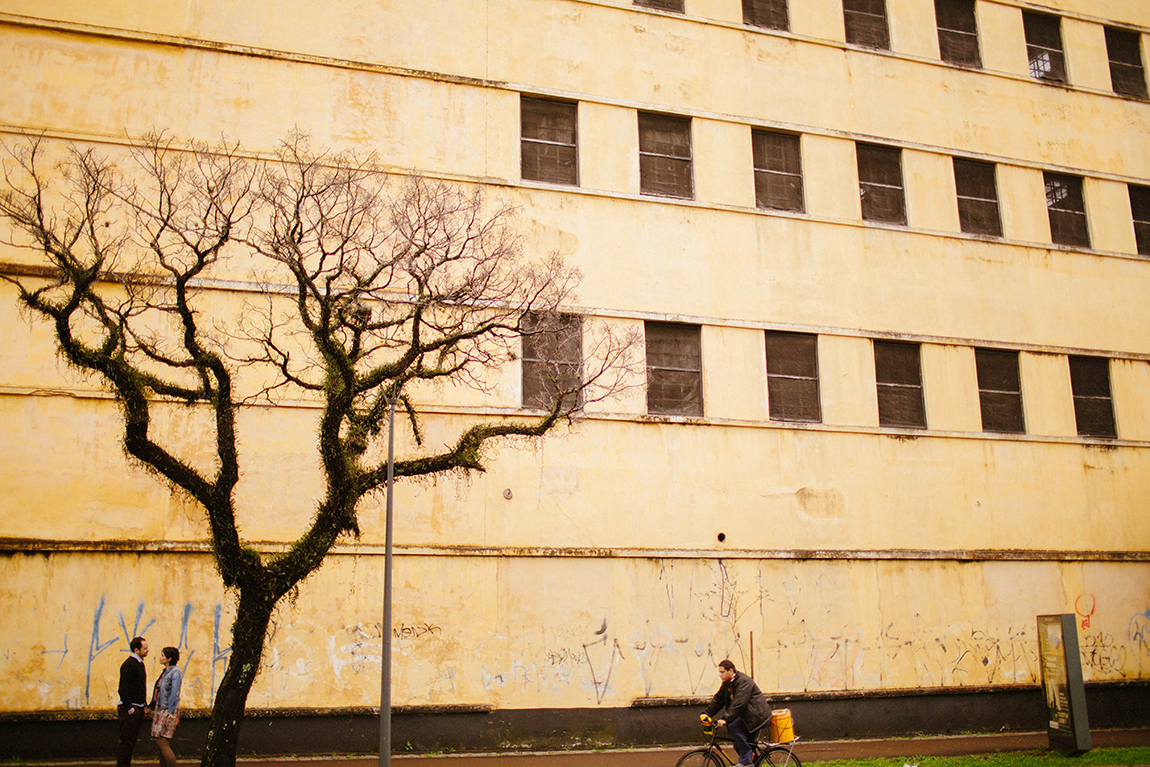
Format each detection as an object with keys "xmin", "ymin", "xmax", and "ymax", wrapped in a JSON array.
[
  {"xmin": 755, "ymin": 746, "xmax": 802, "ymax": 767},
  {"xmin": 675, "ymin": 748, "xmax": 724, "ymax": 767}
]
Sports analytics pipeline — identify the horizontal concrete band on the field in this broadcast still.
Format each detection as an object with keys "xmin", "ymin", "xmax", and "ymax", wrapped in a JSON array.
[
  {"xmin": 2, "ymin": 682, "xmax": 1146, "ymax": 759},
  {"xmin": 3, "ymin": 537, "xmax": 1149, "ymax": 562}
]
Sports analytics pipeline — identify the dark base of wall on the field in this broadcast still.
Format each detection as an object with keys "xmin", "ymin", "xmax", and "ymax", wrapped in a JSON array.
[{"xmin": 4, "ymin": 682, "xmax": 1148, "ymax": 760}]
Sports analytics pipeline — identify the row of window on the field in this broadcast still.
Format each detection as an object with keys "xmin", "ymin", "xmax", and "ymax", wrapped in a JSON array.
[
  {"xmin": 521, "ymin": 95, "xmax": 1150, "ymax": 253},
  {"xmin": 523, "ymin": 318, "xmax": 1121, "ymax": 439},
  {"xmin": 633, "ymin": 0, "xmax": 1149, "ymax": 99}
]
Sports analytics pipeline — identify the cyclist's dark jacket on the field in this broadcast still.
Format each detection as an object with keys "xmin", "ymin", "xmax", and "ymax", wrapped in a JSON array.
[{"xmin": 706, "ymin": 671, "xmax": 772, "ymax": 732}]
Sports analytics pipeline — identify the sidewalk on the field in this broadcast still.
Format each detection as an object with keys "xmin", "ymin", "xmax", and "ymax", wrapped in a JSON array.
[{"xmin": 46, "ymin": 728, "xmax": 1150, "ymax": 767}]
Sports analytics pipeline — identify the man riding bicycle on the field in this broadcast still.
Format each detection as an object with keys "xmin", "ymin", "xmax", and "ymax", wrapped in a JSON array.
[{"xmin": 704, "ymin": 659, "xmax": 772, "ymax": 766}]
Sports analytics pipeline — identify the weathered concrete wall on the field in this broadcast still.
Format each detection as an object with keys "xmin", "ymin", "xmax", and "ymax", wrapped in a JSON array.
[{"xmin": 3, "ymin": 549, "xmax": 1148, "ymax": 713}]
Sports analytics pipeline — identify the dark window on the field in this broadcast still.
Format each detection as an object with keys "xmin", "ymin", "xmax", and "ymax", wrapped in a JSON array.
[
  {"xmin": 975, "ymin": 349, "xmax": 1024, "ymax": 434},
  {"xmin": 1024, "ymin": 12, "xmax": 1066, "ymax": 83},
  {"xmin": 1130, "ymin": 184, "xmax": 1150, "ymax": 256},
  {"xmin": 843, "ymin": 0, "xmax": 890, "ymax": 50},
  {"xmin": 1106, "ymin": 27, "xmax": 1148, "ymax": 99},
  {"xmin": 743, "ymin": 0, "xmax": 788, "ymax": 30},
  {"xmin": 635, "ymin": 0, "xmax": 684, "ymax": 12},
  {"xmin": 639, "ymin": 113, "xmax": 693, "ymax": 200},
  {"xmin": 521, "ymin": 97, "xmax": 578, "ymax": 186},
  {"xmin": 953, "ymin": 158, "xmax": 1002, "ymax": 236},
  {"xmin": 766, "ymin": 331, "xmax": 821, "ymax": 422},
  {"xmin": 753, "ymin": 131, "xmax": 804, "ymax": 212},
  {"xmin": 522, "ymin": 313, "xmax": 582, "ymax": 411},
  {"xmin": 646, "ymin": 322, "xmax": 703, "ymax": 416},
  {"xmin": 1069, "ymin": 356, "xmax": 1117, "ymax": 438},
  {"xmin": 1044, "ymin": 172, "xmax": 1090, "ymax": 248},
  {"xmin": 935, "ymin": 0, "xmax": 980, "ymax": 67},
  {"xmin": 874, "ymin": 341, "xmax": 925, "ymax": 429},
  {"xmin": 857, "ymin": 143, "xmax": 906, "ymax": 225}
]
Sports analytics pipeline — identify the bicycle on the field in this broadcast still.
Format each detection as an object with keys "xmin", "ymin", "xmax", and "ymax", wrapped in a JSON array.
[{"xmin": 675, "ymin": 716, "xmax": 802, "ymax": 767}]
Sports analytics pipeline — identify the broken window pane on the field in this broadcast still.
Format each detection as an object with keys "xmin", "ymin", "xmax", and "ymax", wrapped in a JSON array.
[
  {"xmin": 935, "ymin": 0, "xmax": 980, "ymax": 67},
  {"xmin": 1044, "ymin": 172, "xmax": 1090, "ymax": 248},
  {"xmin": 1024, "ymin": 12, "xmax": 1066, "ymax": 83}
]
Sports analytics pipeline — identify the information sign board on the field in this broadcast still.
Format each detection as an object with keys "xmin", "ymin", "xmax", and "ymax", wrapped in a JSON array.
[{"xmin": 1037, "ymin": 613, "xmax": 1091, "ymax": 753}]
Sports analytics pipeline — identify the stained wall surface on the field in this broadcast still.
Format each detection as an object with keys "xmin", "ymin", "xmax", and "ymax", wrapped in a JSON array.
[{"xmin": 1, "ymin": 0, "xmax": 1148, "ymax": 725}]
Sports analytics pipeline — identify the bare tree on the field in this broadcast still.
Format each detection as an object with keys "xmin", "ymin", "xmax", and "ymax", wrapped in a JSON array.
[{"xmin": 0, "ymin": 133, "xmax": 636, "ymax": 767}]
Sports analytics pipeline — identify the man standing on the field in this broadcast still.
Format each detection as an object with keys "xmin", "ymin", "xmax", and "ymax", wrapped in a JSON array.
[
  {"xmin": 706, "ymin": 659, "xmax": 771, "ymax": 767},
  {"xmin": 117, "ymin": 637, "xmax": 149, "ymax": 767}
]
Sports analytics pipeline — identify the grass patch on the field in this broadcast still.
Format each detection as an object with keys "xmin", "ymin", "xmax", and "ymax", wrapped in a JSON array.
[{"xmin": 812, "ymin": 747, "xmax": 1150, "ymax": 767}]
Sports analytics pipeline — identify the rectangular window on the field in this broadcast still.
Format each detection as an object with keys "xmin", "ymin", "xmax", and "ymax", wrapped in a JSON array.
[
  {"xmin": 765, "ymin": 331, "xmax": 821, "ymax": 423},
  {"xmin": 953, "ymin": 158, "xmax": 1002, "ymax": 236},
  {"xmin": 1069, "ymin": 356, "xmax": 1117, "ymax": 438},
  {"xmin": 521, "ymin": 97, "xmax": 578, "ymax": 186},
  {"xmin": 646, "ymin": 322, "xmax": 703, "ymax": 416},
  {"xmin": 857, "ymin": 143, "xmax": 906, "ymax": 225},
  {"xmin": 1024, "ymin": 12, "xmax": 1066, "ymax": 83},
  {"xmin": 635, "ymin": 0, "xmax": 684, "ymax": 12},
  {"xmin": 843, "ymin": 0, "xmax": 890, "ymax": 50},
  {"xmin": 935, "ymin": 0, "xmax": 980, "ymax": 67},
  {"xmin": 1130, "ymin": 184, "xmax": 1150, "ymax": 256},
  {"xmin": 1106, "ymin": 27, "xmax": 1149, "ymax": 99},
  {"xmin": 639, "ymin": 113, "xmax": 693, "ymax": 200},
  {"xmin": 1044, "ymin": 172, "xmax": 1090, "ymax": 248},
  {"xmin": 753, "ymin": 130, "xmax": 804, "ymax": 212},
  {"xmin": 975, "ymin": 349, "xmax": 1024, "ymax": 434},
  {"xmin": 521, "ymin": 313, "xmax": 582, "ymax": 411},
  {"xmin": 743, "ymin": 0, "xmax": 788, "ymax": 30},
  {"xmin": 874, "ymin": 341, "xmax": 926, "ymax": 429}
]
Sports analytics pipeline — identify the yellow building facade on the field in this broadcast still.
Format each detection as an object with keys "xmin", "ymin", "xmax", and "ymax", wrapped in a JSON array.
[{"xmin": 1, "ymin": 0, "xmax": 1148, "ymax": 756}]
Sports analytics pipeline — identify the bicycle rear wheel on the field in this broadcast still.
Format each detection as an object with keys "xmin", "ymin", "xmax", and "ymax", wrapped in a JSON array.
[
  {"xmin": 676, "ymin": 748, "xmax": 724, "ymax": 767},
  {"xmin": 756, "ymin": 746, "xmax": 802, "ymax": 767}
]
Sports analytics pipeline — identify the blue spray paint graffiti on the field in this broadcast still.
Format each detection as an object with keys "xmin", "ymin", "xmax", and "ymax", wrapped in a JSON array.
[
  {"xmin": 42, "ymin": 634, "xmax": 68, "ymax": 670},
  {"xmin": 85, "ymin": 596, "xmax": 119, "ymax": 703},
  {"xmin": 118, "ymin": 600, "xmax": 157, "ymax": 648},
  {"xmin": 177, "ymin": 603, "xmax": 196, "ymax": 672},
  {"xmin": 210, "ymin": 604, "xmax": 232, "ymax": 706}
]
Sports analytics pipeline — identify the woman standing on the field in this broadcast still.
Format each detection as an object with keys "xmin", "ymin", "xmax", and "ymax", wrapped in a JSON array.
[{"xmin": 149, "ymin": 646, "xmax": 183, "ymax": 767}]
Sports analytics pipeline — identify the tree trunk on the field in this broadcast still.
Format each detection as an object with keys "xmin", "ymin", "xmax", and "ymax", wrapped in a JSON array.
[{"xmin": 200, "ymin": 590, "xmax": 275, "ymax": 767}]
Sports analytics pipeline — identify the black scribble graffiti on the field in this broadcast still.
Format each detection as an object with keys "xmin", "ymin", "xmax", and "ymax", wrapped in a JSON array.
[
  {"xmin": 544, "ymin": 647, "xmax": 584, "ymax": 665},
  {"xmin": 394, "ymin": 621, "xmax": 442, "ymax": 640},
  {"xmin": 1082, "ymin": 632, "xmax": 1126, "ymax": 674},
  {"xmin": 1130, "ymin": 611, "xmax": 1150, "ymax": 662}
]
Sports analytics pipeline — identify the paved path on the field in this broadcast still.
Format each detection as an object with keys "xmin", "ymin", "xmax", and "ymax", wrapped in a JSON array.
[{"xmin": 52, "ymin": 728, "xmax": 1148, "ymax": 767}]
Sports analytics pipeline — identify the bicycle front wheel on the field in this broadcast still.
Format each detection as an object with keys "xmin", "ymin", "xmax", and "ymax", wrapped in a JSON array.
[
  {"xmin": 756, "ymin": 746, "xmax": 802, "ymax": 767},
  {"xmin": 675, "ymin": 748, "xmax": 724, "ymax": 767}
]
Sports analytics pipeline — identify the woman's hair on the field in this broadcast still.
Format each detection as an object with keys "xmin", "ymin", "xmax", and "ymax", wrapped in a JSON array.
[{"xmin": 162, "ymin": 646, "xmax": 180, "ymax": 665}]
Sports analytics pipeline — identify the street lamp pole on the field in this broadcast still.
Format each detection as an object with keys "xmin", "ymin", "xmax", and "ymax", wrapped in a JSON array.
[{"xmin": 379, "ymin": 395, "xmax": 397, "ymax": 767}]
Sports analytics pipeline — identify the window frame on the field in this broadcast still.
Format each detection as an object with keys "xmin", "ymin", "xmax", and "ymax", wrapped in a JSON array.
[
  {"xmin": 1129, "ymin": 184, "xmax": 1150, "ymax": 257},
  {"xmin": 521, "ymin": 313, "xmax": 583, "ymax": 412},
  {"xmin": 856, "ymin": 143, "xmax": 907, "ymax": 225},
  {"xmin": 1044, "ymin": 172, "xmax": 1090, "ymax": 248},
  {"xmin": 1105, "ymin": 26, "xmax": 1149, "ymax": 99},
  {"xmin": 752, "ymin": 130, "xmax": 804, "ymax": 213},
  {"xmin": 953, "ymin": 158, "xmax": 1002, "ymax": 237},
  {"xmin": 843, "ymin": 0, "xmax": 891, "ymax": 50},
  {"xmin": 935, "ymin": 0, "xmax": 981, "ymax": 67},
  {"xmin": 634, "ymin": 0, "xmax": 685, "ymax": 12},
  {"xmin": 873, "ymin": 340, "xmax": 926, "ymax": 430},
  {"xmin": 645, "ymin": 321, "xmax": 704, "ymax": 417},
  {"xmin": 520, "ymin": 96, "xmax": 579, "ymax": 187},
  {"xmin": 638, "ymin": 112, "xmax": 694, "ymax": 200},
  {"xmin": 975, "ymin": 348, "xmax": 1025, "ymax": 434},
  {"xmin": 765, "ymin": 331, "xmax": 822, "ymax": 423},
  {"xmin": 743, "ymin": 0, "xmax": 789, "ymax": 31},
  {"xmin": 1023, "ymin": 11, "xmax": 1067, "ymax": 84},
  {"xmin": 1069, "ymin": 356, "xmax": 1117, "ymax": 439}
]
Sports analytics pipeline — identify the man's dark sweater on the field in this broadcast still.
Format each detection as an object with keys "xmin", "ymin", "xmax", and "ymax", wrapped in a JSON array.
[{"xmin": 118, "ymin": 655, "xmax": 146, "ymax": 707}]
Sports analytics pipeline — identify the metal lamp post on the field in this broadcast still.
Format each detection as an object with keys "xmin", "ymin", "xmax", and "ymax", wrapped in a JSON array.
[{"xmin": 379, "ymin": 394, "xmax": 397, "ymax": 767}]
